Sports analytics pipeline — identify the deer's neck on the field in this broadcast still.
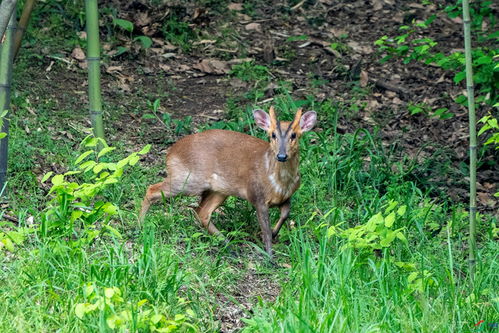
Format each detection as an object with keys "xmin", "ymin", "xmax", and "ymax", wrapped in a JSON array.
[{"xmin": 265, "ymin": 151, "xmax": 300, "ymax": 195}]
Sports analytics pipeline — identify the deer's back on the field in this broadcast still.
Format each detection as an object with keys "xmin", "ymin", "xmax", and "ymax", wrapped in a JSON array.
[{"xmin": 165, "ymin": 130, "xmax": 268, "ymax": 198}]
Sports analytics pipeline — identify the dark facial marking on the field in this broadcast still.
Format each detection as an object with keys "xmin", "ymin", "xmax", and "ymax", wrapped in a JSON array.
[{"xmin": 276, "ymin": 120, "xmax": 283, "ymax": 137}]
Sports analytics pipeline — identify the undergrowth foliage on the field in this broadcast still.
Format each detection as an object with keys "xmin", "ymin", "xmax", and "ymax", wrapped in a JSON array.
[
  {"xmin": 75, "ymin": 283, "xmax": 196, "ymax": 331},
  {"xmin": 40, "ymin": 135, "xmax": 150, "ymax": 244},
  {"xmin": 374, "ymin": 0, "xmax": 498, "ymax": 144}
]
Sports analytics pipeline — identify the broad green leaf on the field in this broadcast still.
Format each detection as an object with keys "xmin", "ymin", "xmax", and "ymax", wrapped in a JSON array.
[
  {"xmin": 75, "ymin": 150, "xmax": 94, "ymax": 164},
  {"xmin": 116, "ymin": 158, "xmax": 129, "ymax": 169},
  {"xmin": 476, "ymin": 56, "xmax": 492, "ymax": 65},
  {"xmin": 408, "ymin": 271, "xmax": 419, "ymax": 283},
  {"xmin": 138, "ymin": 144, "xmax": 152, "ymax": 155},
  {"xmin": 104, "ymin": 287, "xmax": 115, "ymax": 298},
  {"xmin": 396, "ymin": 231, "xmax": 408, "ymax": 243},
  {"xmin": 174, "ymin": 314, "xmax": 186, "ymax": 321},
  {"xmin": 6, "ymin": 231, "xmax": 24, "ymax": 244},
  {"xmin": 191, "ymin": 232, "xmax": 203, "ymax": 239},
  {"xmin": 70, "ymin": 210, "xmax": 83, "ymax": 222},
  {"xmin": 64, "ymin": 170, "xmax": 82, "ymax": 176},
  {"xmin": 84, "ymin": 284, "xmax": 94, "ymax": 297},
  {"xmin": 134, "ymin": 36, "xmax": 153, "ymax": 49},
  {"xmin": 79, "ymin": 160, "xmax": 96, "ymax": 172},
  {"xmin": 106, "ymin": 315, "xmax": 117, "ymax": 329},
  {"xmin": 151, "ymin": 314, "xmax": 164, "ymax": 324},
  {"xmin": 115, "ymin": 46, "xmax": 129, "ymax": 57},
  {"xmin": 397, "ymin": 205, "xmax": 407, "ymax": 216},
  {"xmin": 97, "ymin": 171, "xmax": 110, "ymax": 180},
  {"xmin": 137, "ymin": 299, "xmax": 148, "ymax": 307},
  {"xmin": 2, "ymin": 238, "xmax": 14, "ymax": 251},
  {"xmin": 326, "ymin": 226, "xmax": 337, "ymax": 238},
  {"xmin": 380, "ymin": 230, "xmax": 397, "ymax": 247},
  {"xmin": 104, "ymin": 225, "xmax": 122, "ymax": 239},
  {"xmin": 394, "ymin": 261, "xmax": 416, "ymax": 270},
  {"xmin": 0, "ymin": 133, "xmax": 6, "ymax": 139},
  {"xmin": 75, "ymin": 303, "xmax": 86, "ymax": 319},
  {"xmin": 453, "ymin": 71, "xmax": 466, "ymax": 83},
  {"xmin": 97, "ymin": 147, "xmax": 116, "ymax": 158},
  {"xmin": 129, "ymin": 155, "xmax": 140, "ymax": 166},
  {"xmin": 113, "ymin": 18, "xmax": 134, "ymax": 32},
  {"xmin": 93, "ymin": 163, "xmax": 104, "ymax": 174},
  {"xmin": 41, "ymin": 171, "xmax": 53, "ymax": 183},
  {"xmin": 51, "ymin": 174, "xmax": 64, "ymax": 186},
  {"xmin": 385, "ymin": 200, "xmax": 398, "ymax": 214},
  {"xmin": 120, "ymin": 309, "xmax": 132, "ymax": 321},
  {"xmin": 83, "ymin": 137, "xmax": 99, "ymax": 147},
  {"xmin": 385, "ymin": 212, "xmax": 396, "ymax": 228},
  {"xmin": 367, "ymin": 212, "xmax": 384, "ymax": 230},
  {"xmin": 104, "ymin": 178, "xmax": 119, "ymax": 185}
]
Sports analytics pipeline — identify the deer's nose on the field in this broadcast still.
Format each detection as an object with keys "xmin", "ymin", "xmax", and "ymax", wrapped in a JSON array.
[{"xmin": 276, "ymin": 153, "xmax": 288, "ymax": 162}]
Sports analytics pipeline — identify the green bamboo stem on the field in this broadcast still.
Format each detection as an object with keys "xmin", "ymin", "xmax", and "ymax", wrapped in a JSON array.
[
  {"xmin": 13, "ymin": 0, "xmax": 37, "ymax": 59},
  {"xmin": 0, "ymin": 0, "xmax": 17, "ymax": 40},
  {"xmin": 0, "ymin": 11, "xmax": 16, "ymax": 198},
  {"xmin": 462, "ymin": 0, "xmax": 477, "ymax": 281},
  {"xmin": 85, "ymin": 0, "xmax": 105, "ymax": 140}
]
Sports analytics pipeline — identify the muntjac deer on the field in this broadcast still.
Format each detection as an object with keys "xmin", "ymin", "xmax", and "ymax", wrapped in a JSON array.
[{"xmin": 139, "ymin": 107, "xmax": 317, "ymax": 258}]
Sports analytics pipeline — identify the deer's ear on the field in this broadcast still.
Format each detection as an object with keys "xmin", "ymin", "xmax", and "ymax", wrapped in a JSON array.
[
  {"xmin": 253, "ymin": 109, "xmax": 271, "ymax": 131},
  {"xmin": 299, "ymin": 111, "xmax": 317, "ymax": 132}
]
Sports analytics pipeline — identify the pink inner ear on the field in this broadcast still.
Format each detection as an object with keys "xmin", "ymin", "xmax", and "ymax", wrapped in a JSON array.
[
  {"xmin": 253, "ymin": 109, "xmax": 271, "ymax": 130},
  {"xmin": 300, "ymin": 111, "xmax": 317, "ymax": 132}
]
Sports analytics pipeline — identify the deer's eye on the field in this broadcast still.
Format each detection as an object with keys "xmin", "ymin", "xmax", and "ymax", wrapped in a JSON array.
[
  {"xmin": 272, "ymin": 132, "xmax": 276, "ymax": 139},
  {"xmin": 290, "ymin": 133, "xmax": 296, "ymax": 140}
]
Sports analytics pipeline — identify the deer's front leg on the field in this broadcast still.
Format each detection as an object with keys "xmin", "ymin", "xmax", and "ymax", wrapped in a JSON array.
[
  {"xmin": 256, "ymin": 204, "xmax": 273, "ymax": 258},
  {"xmin": 272, "ymin": 199, "xmax": 291, "ymax": 239}
]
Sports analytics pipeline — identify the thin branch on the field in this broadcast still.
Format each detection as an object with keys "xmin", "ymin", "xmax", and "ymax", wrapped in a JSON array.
[{"xmin": 14, "ymin": 0, "xmax": 38, "ymax": 59}]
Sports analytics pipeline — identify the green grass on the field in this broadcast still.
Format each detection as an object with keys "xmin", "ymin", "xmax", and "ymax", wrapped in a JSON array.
[{"xmin": 1, "ymin": 91, "xmax": 497, "ymax": 332}]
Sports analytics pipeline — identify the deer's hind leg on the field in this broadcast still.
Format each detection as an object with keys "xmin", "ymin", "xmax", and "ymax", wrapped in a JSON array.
[
  {"xmin": 195, "ymin": 191, "xmax": 227, "ymax": 235},
  {"xmin": 139, "ymin": 178, "xmax": 179, "ymax": 223}
]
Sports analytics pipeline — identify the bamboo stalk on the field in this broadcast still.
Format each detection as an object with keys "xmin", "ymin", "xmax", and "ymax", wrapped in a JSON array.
[
  {"xmin": 0, "ymin": 11, "xmax": 16, "ymax": 198},
  {"xmin": 85, "ymin": 0, "xmax": 105, "ymax": 140},
  {"xmin": 13, "ymin": 0, "xmax": 38, "ymax": 59},
  {"xmin": 461, "ymin": 0, "xmax": 477, "ymax": 281},
  {"xmin": 0, "ymin": 0, "xmax": 17, "ymax": 40}
]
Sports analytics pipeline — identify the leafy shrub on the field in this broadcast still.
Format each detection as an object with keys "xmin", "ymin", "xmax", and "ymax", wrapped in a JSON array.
[
  {"xmin": 374, "ymin": 3, "xmax": 498, "ymax": 108},
  {"xmin": 40, "ymin": 135, "xmax": 150, "ymax": 245},
  {"xmin": 324, "ymin": 201, "xmax": 408, "ymax": 253},
  {"xmin": 75, "ymin": 283, "xmax": 197, "ymax": 331}
]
